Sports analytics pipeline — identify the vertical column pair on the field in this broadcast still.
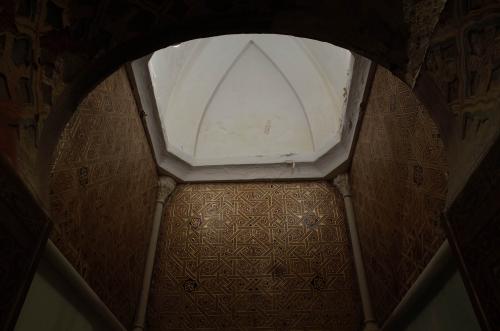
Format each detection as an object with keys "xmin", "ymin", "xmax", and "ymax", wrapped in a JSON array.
[{"xmin": 132, "ymin": 175, "xmax": 377, "ymax": 330}]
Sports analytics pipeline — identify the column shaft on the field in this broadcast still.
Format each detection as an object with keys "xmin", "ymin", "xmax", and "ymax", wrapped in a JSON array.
[
  {"xmin": 132, "ymin": 177, "xmax": 176, "ymax": 331},
  {"xmin": 334, "ymin": 174, "xmax": 379, "ymax": 331}
]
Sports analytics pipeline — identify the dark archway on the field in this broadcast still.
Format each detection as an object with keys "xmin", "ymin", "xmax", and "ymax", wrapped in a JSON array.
[
  {"xmin": 2, "ymin": 0, "xmax": 499, "ymax": 329},
  {"xmin": 32, "ymin": 0, "xmax": 447, "ymax": 203}
]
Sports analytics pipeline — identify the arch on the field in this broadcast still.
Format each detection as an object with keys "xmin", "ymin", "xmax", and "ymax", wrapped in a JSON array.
[
  {"xmin": 7, "ymin": 2, "xmax": 498, "ymax": 329},
  {"xmin": 35, "ymin": 0, "xmax": 447, "ymax": 205}
]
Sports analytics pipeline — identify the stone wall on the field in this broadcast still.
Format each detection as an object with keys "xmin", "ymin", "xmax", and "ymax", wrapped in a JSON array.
[
  {"xmin": 350, "ymin": 66, "xmax": 448, "ymax": 322},
  {"xmin": 49, "ymin": 67, "xmax": 158, "ymax": 326}
]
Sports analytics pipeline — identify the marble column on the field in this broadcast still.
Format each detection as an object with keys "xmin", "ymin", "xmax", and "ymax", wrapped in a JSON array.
[
  {"xmin": 132, "ymin": 177, "xmax": 176, "ymax": 331},
  {"xmin": 334, "ymin": 174, "xmax": 379, "ymax": 331}
]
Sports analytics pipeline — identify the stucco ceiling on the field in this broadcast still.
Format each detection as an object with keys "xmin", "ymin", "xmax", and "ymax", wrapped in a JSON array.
[
  {"xmin": 148, "ymin": 34, "xmax": 353, "ymax": 166},
  {"xmin": 131, "ymin": 35, "xmax": 371, "ymax": 181}
]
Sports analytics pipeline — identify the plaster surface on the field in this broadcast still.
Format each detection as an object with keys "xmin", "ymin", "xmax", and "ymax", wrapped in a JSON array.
[
  {"xmin": 15, "ymin": 259, "xmax": 106, "ymax": 331},
  {"xmin": 131, "ymin": 40, "xmax": 371, "ymax": 182},
  {"xmin": 148, "ymin": 35, "xmax": 352, "ymax": 166}
]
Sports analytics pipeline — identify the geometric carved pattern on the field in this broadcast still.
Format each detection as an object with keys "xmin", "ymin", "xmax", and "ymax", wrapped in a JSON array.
[
  {"xmin": 148, "ymin": 182, "xmax": 361, "ymax": 330},
  {"xmin": 49, "ymin": 68, "xmax": 158, "ymax": 326},
  {"xmin": 350, "ymin": 66, "xmax": 448, "ymax": 323}
]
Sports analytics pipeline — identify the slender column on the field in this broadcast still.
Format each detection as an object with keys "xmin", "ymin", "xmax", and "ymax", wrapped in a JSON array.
[
  {"xmin": 132, "ymin": 177, "xmax": 176, "ymax": 331},
  {"xmin": 334, "ymin": 174, "xmax": 379, "ymax": 331}
]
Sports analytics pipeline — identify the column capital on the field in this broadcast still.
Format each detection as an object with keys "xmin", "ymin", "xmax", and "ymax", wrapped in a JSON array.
[
  {"xmin": 333, "ymin": 173, "xmax": 352, "ymax": 197},
  {"xmin": 157, "ymin": 176, "xmax": 176, "ymax": 202}
]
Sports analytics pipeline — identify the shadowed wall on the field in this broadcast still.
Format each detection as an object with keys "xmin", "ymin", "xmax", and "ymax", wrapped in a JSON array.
[
  {"xmin": 350, "ymin": 66, "xmax": 448, "ymax": 322},
  {"xmin": 49, "ymin": 68, "xmax": 158, "ymax": 326},
  {"xmin": 421, "ymin": 1, "xmax": 500, "ymax": 327},
  {"xmin": 148, "ymin": 181, "xmax": 361, "ymax": 330}
]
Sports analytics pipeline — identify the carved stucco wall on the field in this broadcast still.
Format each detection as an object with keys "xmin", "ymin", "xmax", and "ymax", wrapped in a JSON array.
[
  {"xmin": 349, "ymin": 66, "xmax": 448, "ymax": 323},
  {"xmin": 423, "ymin": 0, "xmax": 500, "ymax": 114},
  {"xmin": 413, "ymin": 0, "xmax": 500, "ymax": 207},
  {"xmin": 148, "ymin": 181, "xmax": 362, "ymax": 330},
  {"xmin": 49, "ymin": 67, "xmax": 158, "ymax": 326},
  {"xmin": 0, "ymin": 0, "xmax": 446, "ymax": 201}
]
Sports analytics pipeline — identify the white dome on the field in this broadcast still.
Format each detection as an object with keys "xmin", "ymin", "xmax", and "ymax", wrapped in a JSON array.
[{"xmin": 148, "ymin": 34, "xmax": 353, "ymax": 166}]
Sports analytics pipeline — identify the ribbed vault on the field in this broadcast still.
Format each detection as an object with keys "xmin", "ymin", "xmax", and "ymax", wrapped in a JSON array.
[{"xmin": 148, "ymin": 34, "xmax": 353, "ymax": 166}]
